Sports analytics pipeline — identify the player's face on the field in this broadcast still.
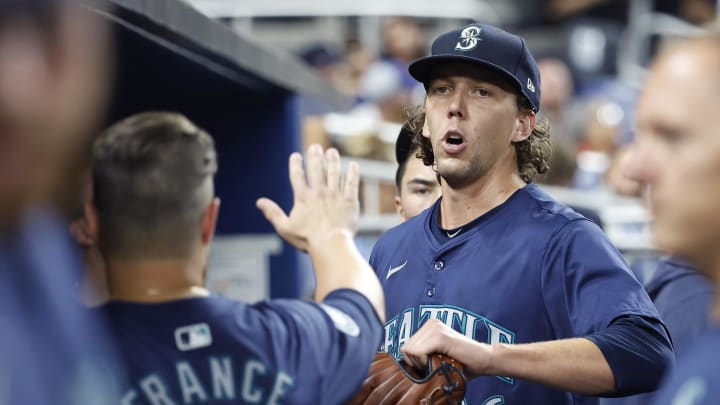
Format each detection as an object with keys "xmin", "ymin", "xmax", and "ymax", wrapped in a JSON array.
[
  {"xmin": 395, "ymin": 156, "xmax": 440, "ymax": 221},
  {"xmin": 628, "ymin": 42, "xmax": 720, "ymax": 269},
  {"xmin": 422, "ymin": 63, "xmax": 528, "ymax": 188}
]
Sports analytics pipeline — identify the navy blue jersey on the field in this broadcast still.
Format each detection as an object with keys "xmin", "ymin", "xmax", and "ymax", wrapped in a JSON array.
[
  {"xmin": 102, "ymin": 288, "xmax": 382, "ymax": 405},
  {"xmin": 646, "ymin": 258, "xmax": 713, "ymax": 359},
  {"xmin": 0, "ymin": 210, "xmax": 120, "ymax": 404},
  {"xmin": 653, "ymin": 326, "xmax": 720, "ymax": 405},
  {"xmin": 601, "ymin": 258, "xmax": 712, "ymax": 405},
  {"xmin": 369, "ymin": 184, "xmax": 661, "ymax": 405}
]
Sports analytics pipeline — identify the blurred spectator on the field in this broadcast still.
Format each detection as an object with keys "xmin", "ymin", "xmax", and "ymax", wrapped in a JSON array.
[
  {"xmin": 502, "ymin": 0, "xmax": 629, "ymax": 31},
  {"xmin": 381, "ymin": 17, "xmax": 425, "ymax": 90},
  {"xmin": 573, "ymin": 98, "xmax": 628, "ymax": 190},
  {"xmin": 546, "ymin": 0, "xmax": 629, "ymax": 24},
  {"xmin": 656, "ymin": 0, "xmax": 717, "ymax": 24},
  {"xmin": 605, "ymin": 145, "xmax": 642, "ymax": 197},
  {"xmin": 538, "ymin": 140, "xmax": 578, "ymax": 187},
  {"xmin": 677, "ymin": 0, "xmax": 716, "ymax": 24},
  {"xmin": 537, "ymin": 140, "xmax": 605, "ymax": 228},
  {"xmin": 0, "ymin": 1, "xmax": 121, "ymax": 403},
  {"xmin": 538, "ymin": 57, "xmax": 575, "ymax": 142},
  {"xmin": 345, "ymin": 38, "xmax": 376, "ymax": 98},
  {"xmin": 355, "ymin": 17, "xmax": 425, "ymax": 121}
]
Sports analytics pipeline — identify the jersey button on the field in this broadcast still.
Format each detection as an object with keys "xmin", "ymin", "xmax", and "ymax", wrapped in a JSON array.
[
  {"xmin": 427, "ymin": 288, "xmax": 436, "ymax": 297},
  {"xmin": 434, "ymin": 260, "xmax": 444, "ymax": 271}
]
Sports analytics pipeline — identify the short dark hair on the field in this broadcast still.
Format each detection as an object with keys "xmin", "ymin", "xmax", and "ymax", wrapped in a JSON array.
[
  {"xmin": 395, "ymin": 110, "xmax": 427, "ymax": 192},
  {"xmin": 395, "ymin": 145, "xmax": 420, "ymax": 192},
  {"xmin": 92, "ymin": 112, "xmax": 217, "ymax": 260}
]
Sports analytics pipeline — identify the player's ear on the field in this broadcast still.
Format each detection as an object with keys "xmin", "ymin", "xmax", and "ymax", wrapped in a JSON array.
[
  {"xmin": 511, "ymin": 110, "xmax": 535, "ymax": 143},
  {"xmin": 394, "ymin": 195, "xmax": 406, "ymax": 221},
  {"xmin": 82, "ymin": 199, "xmax": 100, "ymax": 246},
  {"xmin": 69, "ymin": 219, "xmax": 93, "ymax": 248},
  {"xmin": 201, "ymin": 197, "xmax": 220, "ymax": 245}
]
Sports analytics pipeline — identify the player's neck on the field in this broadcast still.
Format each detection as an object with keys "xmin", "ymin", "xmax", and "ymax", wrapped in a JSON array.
[
  {"xmin": 439, "ymin": 172, "xmax": 525, "ymax": 229},
  {"xmin": 106, "ymin": 257, "xmax": 209, "ymax": 303}
]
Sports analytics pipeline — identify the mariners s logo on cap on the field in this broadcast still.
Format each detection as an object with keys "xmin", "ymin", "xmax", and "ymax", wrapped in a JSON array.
[{"xmin": 455, "ymin": 26, "xmax": 482, "ymax": 51}]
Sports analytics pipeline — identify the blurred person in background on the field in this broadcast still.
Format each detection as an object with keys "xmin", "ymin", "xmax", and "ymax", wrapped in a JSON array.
[
  {"xmin": 380, "ymin": 17, "xmax": 426, "ymax": 93},
  {"xmin": 0, "ymin": 1, "xmax": 121, "ymax": 403},
  {"xmin": 536, "ymin": 139, "xmax": 604, "ymax": 228},
  {"xmin": 604, "ymin": 145, "xmax": 642, "ymax": 197},
  {"xmin": 538, "ymin": 57, "xmax": 575, "ymax": 143}
]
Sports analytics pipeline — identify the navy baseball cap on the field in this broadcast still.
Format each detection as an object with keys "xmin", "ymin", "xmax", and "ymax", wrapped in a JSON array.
[{"xmin": 409, "ymin": 23, "xmax": 541, "ymax": 112}]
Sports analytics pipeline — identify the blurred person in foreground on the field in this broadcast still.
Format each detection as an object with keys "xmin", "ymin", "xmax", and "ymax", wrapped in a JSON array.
[
  {"xmin": 623, "ymin": 25, "xmax": 720, "ymax": 404},
  {"xmin": 85, "ymin": 112, "xmax": 384, "ymax": 404},
  {"xmin": 0, "ymin": 1, "xmax": 120, "ymax": 403}
]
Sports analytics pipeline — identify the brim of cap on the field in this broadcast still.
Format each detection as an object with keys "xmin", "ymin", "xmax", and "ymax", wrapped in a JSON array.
[{"xmin": 409, "ymin": 54, "xmax": 523, "ymax": 95}]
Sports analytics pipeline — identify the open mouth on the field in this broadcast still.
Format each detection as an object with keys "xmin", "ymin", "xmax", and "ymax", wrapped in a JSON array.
[{"xmin": 446, "ymin": 135, "xmax": 464, "ymax": 145}]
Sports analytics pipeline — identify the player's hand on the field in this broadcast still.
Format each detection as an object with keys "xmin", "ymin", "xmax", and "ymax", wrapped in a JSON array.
[
  {"xmin": 401, "ymin": 319, "xmax": 493, "ymax": 379},
  {"xmin": 256, "ymin": 144, "xmax": 359, "ymax": 252}
]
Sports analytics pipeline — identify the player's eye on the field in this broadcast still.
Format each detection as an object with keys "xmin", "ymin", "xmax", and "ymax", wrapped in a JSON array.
[
  {"xmin": 429, "ymin": 84, "xmax": 451, "ymax": 95},
  {"xmin": 654, "ymin": 125, "xmax": 684, "ymax": 145},
  {"xmin": 473, "ymin": 88, "xmax": 490, "ymax": 97}
]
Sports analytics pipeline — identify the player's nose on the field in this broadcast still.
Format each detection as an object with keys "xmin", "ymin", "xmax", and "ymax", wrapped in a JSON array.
[
  {"xmin": 622, "ymin": 141, "xmax": 654, "ymax": 185},
  {"xmin": 447, "ymin": 90, "xmax": 466, "ymax": 119}
]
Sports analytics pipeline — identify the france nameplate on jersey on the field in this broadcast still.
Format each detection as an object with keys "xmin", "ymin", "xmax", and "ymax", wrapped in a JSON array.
[
  {"xmin": 104, "ymin": 289, "xmax": 382, "ymax": 405},
  {"xmin": 369, "ymin": 185, "xmax": 660, "ymax": 405}
]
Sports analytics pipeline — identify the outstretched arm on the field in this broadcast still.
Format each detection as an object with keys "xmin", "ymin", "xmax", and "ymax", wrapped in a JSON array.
[
  {"xmin": 401, "ymin": 319, "xmax": 614, "ymax": 395},
  {"xmin": 256, "ymin": 145, "xmax": 385, "ymax": 322}
]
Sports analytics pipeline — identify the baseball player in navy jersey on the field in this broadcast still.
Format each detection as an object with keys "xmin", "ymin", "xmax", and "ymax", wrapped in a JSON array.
[
  {"xmin": 369, "ymin": 23, "xmax": 673, "ymax": 404},
  {"xmin": 623, "ymin": 26, "xmax": 720, "ymax": 405},
  {"xmin": 394, "ymin": 114, "xmax": 441, "ymax": 221},
  {"xmin": 84, "ymin": 112, "xmax": 384, "ymax": 404}
]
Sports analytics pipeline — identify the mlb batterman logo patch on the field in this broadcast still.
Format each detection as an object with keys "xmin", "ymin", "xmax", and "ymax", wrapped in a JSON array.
[
  {"xmin": 455, "ymin": 26, "xmax": 482, "ymax": 51},
  {"xmin": 175, "ymin": 323, "xmax": 213, "ymax": 351}
]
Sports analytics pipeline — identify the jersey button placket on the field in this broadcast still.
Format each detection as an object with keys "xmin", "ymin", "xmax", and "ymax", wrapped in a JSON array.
[{"xmin": 434, "ymin": 260, "xmax": 444, "ymax": 271}]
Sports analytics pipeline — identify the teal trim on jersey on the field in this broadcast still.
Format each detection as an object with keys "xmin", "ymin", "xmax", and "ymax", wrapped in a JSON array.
[{"xmin": 481, "ymin": 394, "xmax": 505, "ymax": 405}]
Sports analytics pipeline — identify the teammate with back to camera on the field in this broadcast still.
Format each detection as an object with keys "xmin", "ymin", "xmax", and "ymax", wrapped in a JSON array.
[
  {"xmin": 394, "ymin": 112, "xmax": 441, "ymax": 221},
  {"xmin": 623, "ymin": 25, "xmax": 720, "ymax": 405},
  {"xmin": 84, "ymin": 112, "xmax": 384, "ymax": 404},
  {"xmin": 369, "ymin": 23, "xmax": 673, "ymax": 404}
]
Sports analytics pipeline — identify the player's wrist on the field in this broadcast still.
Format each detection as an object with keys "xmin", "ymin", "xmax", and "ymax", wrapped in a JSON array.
[
  {"xmin": 455, "ymin": 338, "xmax": 500, "ymax": 379},
  {"xmin": 306, "ymin": 228, "xmax": 354, "ymax": 254}
]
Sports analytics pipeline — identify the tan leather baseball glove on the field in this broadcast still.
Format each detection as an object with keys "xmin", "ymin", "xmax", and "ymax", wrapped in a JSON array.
[{"xmin": 346, "ymin": 352, "xmax": 466, "ymax": 405}]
